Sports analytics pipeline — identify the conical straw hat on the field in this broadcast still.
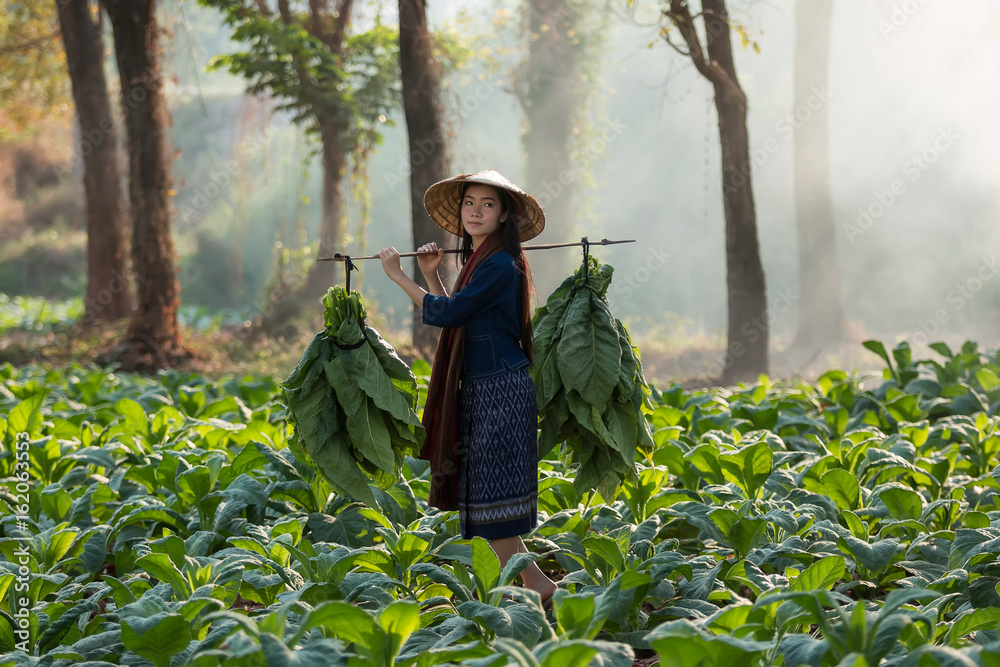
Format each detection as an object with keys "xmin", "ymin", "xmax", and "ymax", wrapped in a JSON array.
[{"xmin": 423, "ymin": 169, "xmax": 545, "ymax": 242}]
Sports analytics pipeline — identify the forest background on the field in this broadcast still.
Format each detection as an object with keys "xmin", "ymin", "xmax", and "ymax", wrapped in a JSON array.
[{"xmin": 1, "ymin": 0, "xmax": 998, "ymax": 384}]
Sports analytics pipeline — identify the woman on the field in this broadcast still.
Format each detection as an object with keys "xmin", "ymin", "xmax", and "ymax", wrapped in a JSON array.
[{"xmin": 376, "ymin": 169, "xmax": 557, "ymax": 603}]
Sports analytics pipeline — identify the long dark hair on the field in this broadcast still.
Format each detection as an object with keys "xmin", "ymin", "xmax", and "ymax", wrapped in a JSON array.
[{"xmin": 456, "ymin": 182, "xmax": 536, "ymax": 363}]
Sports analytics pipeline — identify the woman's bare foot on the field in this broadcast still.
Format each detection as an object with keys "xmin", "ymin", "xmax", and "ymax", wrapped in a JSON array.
[
  {"xmin": 538, "ymin": 581, "xmax": 557, "ymax": 609},
  {"xmin": 489, "ymin": 535, "xmax": 558, "ymax": 607}
]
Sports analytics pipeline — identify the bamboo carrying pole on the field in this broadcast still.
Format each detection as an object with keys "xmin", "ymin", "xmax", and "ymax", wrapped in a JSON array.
[
  {"xmin": 316, "ymin": 237, "xmax": 634, "ymax": 263},
  {"xmin": 317, "ymin": 237, "xmax": 635, "ymax": 291}
]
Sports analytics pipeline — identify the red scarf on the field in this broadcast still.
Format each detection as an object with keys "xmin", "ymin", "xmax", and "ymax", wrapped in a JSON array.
[{"xmin": 420, "ymin": 233, "xmax": 504, "ymax": 510}]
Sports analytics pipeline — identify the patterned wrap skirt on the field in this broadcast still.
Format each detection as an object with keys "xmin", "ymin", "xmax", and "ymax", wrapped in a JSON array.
[{"xmin": 457, "ymin": 366, "xmax": 538, "ymax": 540}]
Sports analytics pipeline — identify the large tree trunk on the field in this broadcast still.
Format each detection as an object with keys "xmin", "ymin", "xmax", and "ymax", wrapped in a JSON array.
[
  {"xmin": 792, "ymin": 0, "xmax": 846, "ymax": 350},
  {"xmin": 399, "ymin": 0, "xmax": 449, "ymax": 358},
  {"xmin": 522, "ymin": 0, "xmax": 581, "ymax": 297},
  {"xmin": 103, "ymin": 0, "xmax": 182, "ymax": 362},
  {"xmin": 703, "ymin": 0, "xmax": 768, "ymax": 383},
  {"xmin": 56, "ymin": 0, "xmax": 132, "ymax": 324}
]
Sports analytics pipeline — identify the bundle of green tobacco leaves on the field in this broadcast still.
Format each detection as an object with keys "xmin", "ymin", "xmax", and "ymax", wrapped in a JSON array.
[
  {"xmin": 531, "ymin": 255, "xmax": 655, "ymax": 499},
  {"xmin": 282, "ymin": 286, "xmax": 425, "ymax": 509}
]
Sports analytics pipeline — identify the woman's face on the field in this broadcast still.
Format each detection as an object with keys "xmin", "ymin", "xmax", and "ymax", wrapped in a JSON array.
[{"xmin": 460, "ymin": 184, "xmax": 505, "ymax": 242}]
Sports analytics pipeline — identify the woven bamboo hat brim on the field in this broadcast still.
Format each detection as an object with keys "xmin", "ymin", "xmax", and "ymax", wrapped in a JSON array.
[{"xmin": 423, "ymin": 170, "xmax": 546, "ymax": 242}]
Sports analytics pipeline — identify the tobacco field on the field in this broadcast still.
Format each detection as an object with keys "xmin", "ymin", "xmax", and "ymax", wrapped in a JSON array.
[{"xmin": 3, "ymin": 340, "xmax": 1000, "ymax": 666}]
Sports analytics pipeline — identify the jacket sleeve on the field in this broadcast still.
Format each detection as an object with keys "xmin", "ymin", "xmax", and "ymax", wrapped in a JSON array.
[{"xmin": 422, "ymin": 257, "xmax": 511, "ymax": 328}]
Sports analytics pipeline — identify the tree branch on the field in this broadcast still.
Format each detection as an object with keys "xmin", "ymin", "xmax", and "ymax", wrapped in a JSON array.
[
  {"xmin": 277, "ymin": 0, "xmax": 292, "ymax": 24},
  {"xmin": 667, "ymin": 0, "xmax": 742, "ymax": 102},
  {"xmin": 667, "ymin": 0, "xmax": 719, "ymax": 83},
  {"xmin": 658, "ymin": 23, "xmax": 692, "ymax": 59},
  {"xmin": 0, "ymin": 32, "xmax": 59, "ymax": 57},
  {"xmin": 701, "ymin": 0, "xmax": 745, "ymax": 104},
  {"xmin": 329, "ymin": 0, "xmax": 354, "ymax": 57},
  {"xmin": 308, "ymin": 0, "xmax": 323, "ymax": 37}
]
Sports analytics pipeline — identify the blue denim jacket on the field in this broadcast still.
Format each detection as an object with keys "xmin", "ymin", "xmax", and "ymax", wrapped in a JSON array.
[{"xmin": 422, "ymin": 249, "xmax": 531, "ymax": 381}]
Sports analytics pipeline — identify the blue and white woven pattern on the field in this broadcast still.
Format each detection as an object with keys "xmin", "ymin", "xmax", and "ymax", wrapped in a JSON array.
[{"xmin": 457, "ymin": 366, "xmax": 538, "ymax": 539}]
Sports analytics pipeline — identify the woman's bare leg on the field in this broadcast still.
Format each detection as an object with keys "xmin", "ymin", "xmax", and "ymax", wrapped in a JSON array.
[{"xmin": 490, "ymin": 536, "xmax": 557, "ymax": 600}]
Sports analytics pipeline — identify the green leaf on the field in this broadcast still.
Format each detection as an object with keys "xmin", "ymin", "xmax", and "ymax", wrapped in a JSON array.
[
  {"xmin": 340, "ymin": 342, "xmax": 422, "ymax": 433},
  {"xmin": 298, "ymin": 601, "xmax": 385, "ymax": 661},
  {"xmin": 685, "ymin": 442, "xmax": 724, "ymax": 485},
  {"xmin": 726, "ymin": 517, "xmax": 768, "ymax": 561},
  {"xmin": 325, "ymin": 357, "xmax": 396, "ymax": 476},
  {"xmin": 177, "ymin": 465, "xmax": 214, "ymax": 506},
  {"xmin": 392, "ymin": 532, "xmax": 431, "ymax": 573},
  {"xmin": 976, "ymin": 368, "xmax": 1000, "ymax": 392},
  {"xmin": 892, "ymin": 341, "xmax": 913, "ymax": 375},
  {"xmin": 719, "ymin": 441, "xmax": 773, "ymax": 499},
  {"xmin": 115, "ymin": 398, "xmax": 150, "ymax": 438},
  {"xmin": 538, "ymin": 642, "xmax": 599, "ymax": 667},
  {"xmin": 838, "ymin": 536, "xmax": 898, "ymax": 574},
  {"xmin": 948, "ymin": 607, "xmax": 1000, "ymax": 646},
  {"xmin": 555, "ymin": 292, "xmax": 621, "ymax": 409},
  {"xmin": 863, "ymin": 340, "xmax": 896, "ymax": 381},
  {"xmin": 929, "ymin": 342, "xmax": 954, "ymax": 358},
  {"xmin": 378, "ymin": 600, "xmax": 420, "ymax": 663},
  {"xmin": 102, "ymin": 575, "xmax": 137, "ymax": 607},
  {"xmin": 647, "ymin": 618, "xmax": 771, "ymax": 667},
  {"xmin": 705, "ymin": 604, "xmax": 753, "ymax": 635},
  {"xmin": 553, "ymin": 592, "xmax": 596, "ymax": 640},
  {"xmin": 499, "ymin": 552, "xmax": 540, "ymax": 588},
  {"xmin": 457, "ymin": 600, "xmax": 513, "ymax": 635},
  {"xmin": 107, "ymin": 505, "xmax": 188, "ymax": 543},
  {"xmin": 949, "ymin": 528, "xmax": 1000, "ymax": 569},
  {"xmin": 317, "ymin": 439, "xmax": 379, "ymax": 506},
  {"xmin": 534, "ymin": 347, "xmax": 564, "ymax": 410},
  {"xmin": 821, "ymin": 468, "xmax": 861, "ymax": 511},
  {"xmin": 780, "ymin": 634, "xmax": 831, "ymax": 667},
  {"xmin": 7, "ymin": 390, "xmax": 47, "ymax": 439},
  {"xmin": 38, "ymin": 598, "xmax": 100, "ymax": 652},
  {"xmin": 879, "ymin": 488, "xmax": 923, "ymax": 521},
  {"xmin": 471, "ymin": 537, "xmax": 501, "ymax": 603},
  {"xmin": 582, "ymin": 533, "xmax": 627, "ymax": 581},
  {"xmin": 136, "ymin": 553, "xmax": 192, "ymax": 598},
  {"xmin": 409, "ymin": 563, "xmax": 473, "ymax": 602},
  {"xmin": 119, "ymin": 599, "xmax": 192, "ymax": 667},
  {"xmin": 492, "ymin": 636, "xmax": 540, "ymax": 667},
  {"xmin": 789, "ymin": 556, "xmax": 846, "ymax": 593}
]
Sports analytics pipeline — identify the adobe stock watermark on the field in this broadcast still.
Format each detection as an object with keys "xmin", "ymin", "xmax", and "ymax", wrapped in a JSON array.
[
  {"xmin": 725, "ymin": 85, "xmax": 832, "ymax": 195},
  {"xmin": 613, "ymin": 246, "xmax": 672, "ymax": 300},
  {"xmin": 82, "ymin": 268, "xmax": 132, "ymax": 325},
  {"xmin": 55, "ymin": 67, "xmax": 160, "ymax": 181},
  {"xmin": 907, "ymin": 254, "xmax": 1000, "ymax": 347},
  {"xmin": 878, "ymin": 0, "xmax": 931, "ymax": 39},
  {"xmin": 9, "ymin": 430, "xmax": 35, "ymax": 653},
  {"xmin": 384, "ymin": 75, "xmax": 498, "ymax": 191},
  {"xmin": 708, "ymin": 286, "xmax": 800, "ymax": 377},
  {"xmin": 175, "ymin": 126, "xmax": 276, "ymax": 230},
  {"xmin": 842, "ymin": 126, "xmax": 958, "ymax": 244},
  {"xmin": 532, "ymin": 117, "xmax": 628, "ymax": 211}
]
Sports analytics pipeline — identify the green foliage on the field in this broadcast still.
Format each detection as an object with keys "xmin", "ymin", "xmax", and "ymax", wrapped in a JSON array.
[
  {"xmin": 201, "ymin": 0, "xmax": 399, "ymax": 162},
  {"xmin": 0, "ymin": 295, "xmax": 83, "ymax": 334},
  {"xmin": 2, "ymin": 340, "xmax": 1000, "ymax": 664},
  {"xmin": 0, "ymin": 294, "xmax": 252, "ymax": 336},
  {"xmin": 282, "ymin": 287, "xmax": 424, "ymax": 509},
  {"xmin": 532, "ymin": 255, "xmax": 656, "ymax": 500}
]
